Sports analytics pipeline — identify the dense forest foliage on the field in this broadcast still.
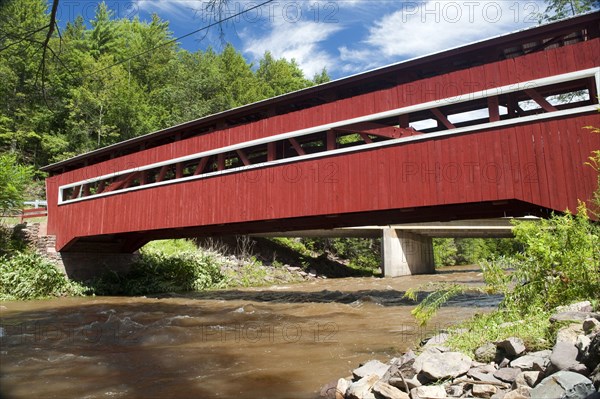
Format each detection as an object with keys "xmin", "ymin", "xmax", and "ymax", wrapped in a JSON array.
[{"xmin": 0, "ymin": 0, "xmax": 327, "ymax": 181}]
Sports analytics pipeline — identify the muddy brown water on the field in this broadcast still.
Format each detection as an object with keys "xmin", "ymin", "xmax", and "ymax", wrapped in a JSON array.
[{"xmin": 0, "ymin": 265, "xmax": 501, "ymax": 399}]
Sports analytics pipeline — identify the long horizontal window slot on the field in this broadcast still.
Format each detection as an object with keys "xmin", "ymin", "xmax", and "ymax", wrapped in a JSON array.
[{"xmin": 59, "ymin": 68, "xmax": 599, "ymax": 205}]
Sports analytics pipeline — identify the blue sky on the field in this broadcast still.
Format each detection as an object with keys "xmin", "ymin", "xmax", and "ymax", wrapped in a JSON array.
[{"xmin": 54, "ymin": 1, "xmax": 552, "ymax": 79}]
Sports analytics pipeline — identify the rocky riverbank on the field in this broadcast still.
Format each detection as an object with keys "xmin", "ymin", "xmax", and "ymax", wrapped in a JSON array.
[{"xmin": 320, "ymin": 301, "xmax": 600, "ymax": 399}]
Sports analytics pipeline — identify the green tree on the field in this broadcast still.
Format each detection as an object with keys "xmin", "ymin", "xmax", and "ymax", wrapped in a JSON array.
[
  {"xmin": 541, "ymin": 0, "xmax": 599, "ymax": 21},
  {"xmin": 257, "ymin": 51, "xmax": 312, "ymax": 97},
  {"xmin": 219, "ymin": 44, "xmax": 263, "ymax": 107},
  {"xmin": 88, "ymin": 2, "xmax": 123, "ymax": 59},
  {"xmin": 65, "ymin": 53, "xmax": 151, "ymax": 151},
  {"xmin": 0, "ymin": 153, "xmax": 34, "ymax": 214}
]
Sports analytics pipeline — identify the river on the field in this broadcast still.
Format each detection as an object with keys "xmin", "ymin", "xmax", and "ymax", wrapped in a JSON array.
[{"xmin": 0, "ymin": 265, "xmax": 501, "ymax": 399}]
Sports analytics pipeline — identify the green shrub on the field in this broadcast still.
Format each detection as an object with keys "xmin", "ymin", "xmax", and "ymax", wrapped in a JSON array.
[
  {"xmin": 482, "ymin": 204, "xmax": 600, "ymax": 313},
  {"xmin": 0, "ymin": 251, "xmax": 89, "ymax": 300},
  {"xmin": 433, "ymin": 238, "xmax": 458, "ymax": 266},
  {"xmin": 0, "ymin": 153, "xmax": 34, "ymax": 215},
  {"xmin": 91, "ymin": 245, "xmax": 226, "ymax": 295},
  {"xmin": 433, "ymin": 238, "xmax": 521, "ymax": 267}
]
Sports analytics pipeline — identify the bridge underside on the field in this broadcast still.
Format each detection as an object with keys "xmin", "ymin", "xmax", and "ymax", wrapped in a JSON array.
[{"xmin": 61, "ymin": 199, "xmax": 549, "ymax": 253}]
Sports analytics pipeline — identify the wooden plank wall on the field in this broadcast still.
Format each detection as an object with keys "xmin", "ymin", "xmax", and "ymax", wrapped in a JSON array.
[{"xmin": 46, "ymin": 39, "xmax": 600, "ymax": 250}]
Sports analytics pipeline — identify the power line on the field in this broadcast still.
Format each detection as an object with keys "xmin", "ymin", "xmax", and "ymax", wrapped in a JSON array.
[{"xmin": 81, "ymin": 0, "xmax": 276, "ymax": 80}]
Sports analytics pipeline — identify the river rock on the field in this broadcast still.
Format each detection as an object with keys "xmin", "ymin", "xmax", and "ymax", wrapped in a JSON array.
[
  {"xmin": 445, "ymin": 384, "xmax": 464, "ymax": 397},
  {"xmin": 475, "ymin": 343, "xmax": 497, "ymax": 363},
  {"xmin": 529, "ymin": 370, "xmax": 595, "ymax": 399},
  {"xmin": 468, "ymin": 369, "xmax": 503, "ymax": 384},
  {"xmin": 493, "ymin": 367, "xmax": 521, "ymax": 383},
  {"xmin": 522, "ymin": 371, "xmax": 541, "ymax": 387},
  {"xmin": 583, "ymin": 333, "xmax": 600, "ymax": 371},
  {"xmin": 372, "ymin": 381, "xmax": 409, "ymax": 399},
  {"xmin": 556, "ymin": 323, "xmax": 585, "ymax": 345},
  {"xmin": 503, "ymin": 386, "xmax": 531, "ymax": 399},
  {"xmin": 551, "ymin": 341, "xmax": 580, "ymax": 371},
  {"xmin": 320, "ymin": 380, "xmax": 338, "ymax": 398},
  {"xmin": 490, "ymin": 390, "xmax": 508, "ymax": 399},
  {"xmin": 410, "ymin": 385, "xmax": 447, "ymax": 399},
  {"xmin": 472, "ymin": 384, "xmax": 497, "ymax": 398},
  {"xmin": 556, "ymin": 301, "xmax": 593, "ymax": 313},
  {"xmin": 584, "ymin": 318, "xmax": 600, "ymax": 334},
  {"xmin": 353, "ymin": 360, "xmax": 390, "ymax": 380},
  {"xmin": 347, "ymin": 374, "xmax": 380, "ymax": 399},
  {"xmin": 509, "ymin": 350, "xmax": 551, "ymax": 371},
  {"xmin": 590, "ymin": 364, "xmax": 600, "ymax": 389},
  {"xmin": 496, "ymin": 338, "xmax": 526, "ymax": 357},
  {"xmin": 576, "ymin": 335, "xmax": 591, "ymax": 354},
  {"xmin": 550, "ymin": 311, "xmax": 600, "ymax": 324},
  {"xmin": 337, "ymin": 378, "xmax": 350, "ymax": 399},
  {"xmin": 418, "ymin": 352, "xmax": 471, "ymax": 380},
  {"xmin": 388, "ymin": 376, "xmax": 421, "ymax": 392},
  {"xmin": 423, "ymin": 333, "xmax": 450, "ymax": 348},
  {"xmin": 383, "ymin": 353, "xmax": 417, "ymax": 382}
]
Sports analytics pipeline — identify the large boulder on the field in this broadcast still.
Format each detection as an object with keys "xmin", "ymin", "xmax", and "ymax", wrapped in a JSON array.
[
  {"xmin": 530, "ymin": 371, "xmax": 595, "ymax": 399},
  {"xmin": 417, "ymin": 352, "xmax": 471, "ymax": 380},
  {"xmin": 550, "ymin": 341, "xmax": 580, "ymax": 371}
]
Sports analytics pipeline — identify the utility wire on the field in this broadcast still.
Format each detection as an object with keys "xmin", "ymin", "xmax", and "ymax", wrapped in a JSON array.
[{"xmin": 81, "ymin": 0, "xmax": 276, "ymax": 80}]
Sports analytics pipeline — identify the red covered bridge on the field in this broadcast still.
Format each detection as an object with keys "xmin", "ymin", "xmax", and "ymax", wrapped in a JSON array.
[{"xmin": 43, "ymin": 13, "xmax": 600, "ymax": 277}]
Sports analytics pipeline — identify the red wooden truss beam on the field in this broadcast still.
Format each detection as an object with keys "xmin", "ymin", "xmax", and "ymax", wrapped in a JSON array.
[
  {"xmin": 289, "ymin": 137, "xmax": 306, "ymax": 155},
  {"xmin": 339, "ymin": 122, "xmax": 408, "ymax": 138},
  {"xmin": 157, "ymin": 165, "xmax": 169, "ymax": 182},
  {"xmin": 268, "ymin": 142, "xmax": 277, "ymax": 161},
  {"xmin": 488, "ymin": 96, "xmax": 500, "ymax": 122},
  {"xmin": 194, "ymin": 157, "xmax": 209, "ymax": 175},
  {"xmin": 524, "ymin": 89, "xmax": 558, "ymax": 112},
  {"xmin": 104, "ymin": 171, "xmax": 142, "ymax": 192},
  {"xmin": 236, "ymin": 149, "xmax": 250, "ymax": 166},
  {"xmin": 430, "ymin": 108, "xmax": 455, "ymax": 129},
  {"xmin": 69, "ymin": 185, "xmax": 81, "ymax": 200},
  {"xmin": 327, "ymin": 130, "xmax": 336, "ymax": 151}
]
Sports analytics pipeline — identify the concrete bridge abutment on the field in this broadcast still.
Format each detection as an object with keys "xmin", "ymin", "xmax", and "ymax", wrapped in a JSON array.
[{"xmin": 381, "ymin": 228, "xmax": 435, "ymax": 277}]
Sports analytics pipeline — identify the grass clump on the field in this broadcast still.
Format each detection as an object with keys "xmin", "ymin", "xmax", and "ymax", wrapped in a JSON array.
[
  {"xmin": 0, "ymin": 251, "xmax": 89, "ymax": 300},
  {"xmin": 445, "ymin": 309, "xmax": 554, "ymax": 356}
]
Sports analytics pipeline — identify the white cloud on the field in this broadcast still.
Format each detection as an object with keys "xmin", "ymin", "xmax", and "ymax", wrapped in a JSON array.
[
  {"xmin": 135, "ymin": 0, "xmax": 200, "ymax": 21},
  {"xmin": 338, "ymin": 0, "xmax": 544, "ymax": 73},
  {"xmin": 242, "ymin": 19, "xmax": 343, "ymax": 77}
]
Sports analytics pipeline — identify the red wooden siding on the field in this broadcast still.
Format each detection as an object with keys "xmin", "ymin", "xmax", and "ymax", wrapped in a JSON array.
[
  {"xmin": 48, "ymin": 114, "xmax": 600, "ymax": 250},
  {"xmin": 45, "ymin": 37, "xmax": 600, "ymax": 251}
]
